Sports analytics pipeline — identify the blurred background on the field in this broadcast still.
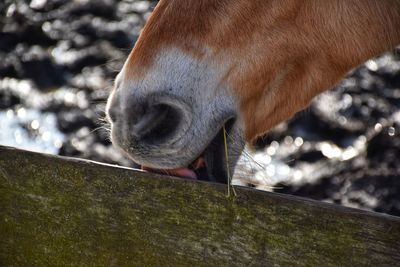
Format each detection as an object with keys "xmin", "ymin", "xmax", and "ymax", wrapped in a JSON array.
[{"xmin": 1, "ymin": 0, "xmax": 399, "ymax": 216}]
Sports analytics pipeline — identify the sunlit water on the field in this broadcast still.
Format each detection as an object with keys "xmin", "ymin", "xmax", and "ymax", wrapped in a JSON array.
[
  {"xmin": 0, "ymin": 78, "xmax": 84, "ymax": 155},
  {"xmin": 233, "ymin": 134, "xmax": 367, "ymax": 191},
  {"xmin": 0, "ymin": 108, "xmax": 64, "ymax": 154}
]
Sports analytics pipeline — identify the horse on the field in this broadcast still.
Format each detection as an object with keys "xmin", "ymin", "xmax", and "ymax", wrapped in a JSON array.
[{"xmin": 106, "ymin": 0, "xmax": 400, "ymax": 183}]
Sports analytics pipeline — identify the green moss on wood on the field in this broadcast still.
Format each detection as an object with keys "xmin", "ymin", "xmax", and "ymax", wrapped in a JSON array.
[{"xmin": 0, "ymin": 145, "xmax": 399, "ymax": 266}]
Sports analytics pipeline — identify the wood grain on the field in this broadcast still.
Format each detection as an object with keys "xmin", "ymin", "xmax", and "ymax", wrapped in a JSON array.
[{"xmin": 0, "ymin": 145, "xmax": 399, "ymax": 266}]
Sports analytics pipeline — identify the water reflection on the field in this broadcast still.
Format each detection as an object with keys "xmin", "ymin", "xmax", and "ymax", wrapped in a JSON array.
[
  {"xmin": 0, "ymin": 108, "xmax": 64, "ymax": 154},
  {"xmin": 233, "ymin": 134, "xmax": 367, "ymax": 191}
]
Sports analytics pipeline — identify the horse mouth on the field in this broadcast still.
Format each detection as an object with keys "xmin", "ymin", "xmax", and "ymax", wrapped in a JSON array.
[{"xmin": 141, "ymin": 119, "xmax": 236, "ymax": 183}]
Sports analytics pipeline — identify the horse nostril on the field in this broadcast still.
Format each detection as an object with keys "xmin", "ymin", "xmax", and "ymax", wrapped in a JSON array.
[{"xmin": 131, "ymin": 103, "xmax": 181, "ymax": 143}]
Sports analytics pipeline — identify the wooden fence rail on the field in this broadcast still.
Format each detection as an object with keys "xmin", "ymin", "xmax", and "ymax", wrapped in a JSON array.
[{"xmin": 0, "ymin": 145, "xmax": 399, "ymax": 266}]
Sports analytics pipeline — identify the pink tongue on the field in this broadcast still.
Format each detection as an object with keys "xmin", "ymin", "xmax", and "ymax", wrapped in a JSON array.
[
  {"xmin": 141, "ymin": 166, "xmax": 197, "ymax": 180},
  {"xmin": 172, "ymin": 168, "xmax": 197, "ymax": 180}
]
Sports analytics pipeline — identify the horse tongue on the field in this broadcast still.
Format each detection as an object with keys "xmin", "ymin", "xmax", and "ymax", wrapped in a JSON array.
[
  {"xmin": 141, "ymin": 166, "xmax": 197, "ymax": 180},
  {"xmin": 172, "ymin": 168, "xmax": 197, "ymax": 180}
]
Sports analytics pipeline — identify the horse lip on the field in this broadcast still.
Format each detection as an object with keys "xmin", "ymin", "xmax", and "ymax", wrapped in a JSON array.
[{"xmin": 138, "ymin": 118, "xmax": 238, "ymax": 183}]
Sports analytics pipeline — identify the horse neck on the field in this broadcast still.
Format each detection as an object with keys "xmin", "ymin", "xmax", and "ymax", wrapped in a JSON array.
[
  {"xmin": 232, "ymin": 0, "xmax": 400, "ymax": 140},
  {"xmin": 305, "ymin": 0, "xmax": 400, "ymax": 69}
]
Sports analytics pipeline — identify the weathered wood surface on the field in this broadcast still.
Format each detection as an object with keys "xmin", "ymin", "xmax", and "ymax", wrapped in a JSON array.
[{"xmin": 0, "ymin": 145, "xmax": 399, "ymax": 266}]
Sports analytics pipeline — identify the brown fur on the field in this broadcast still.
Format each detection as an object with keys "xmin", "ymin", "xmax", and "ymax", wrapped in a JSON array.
[{"xmin": 125, "ymin": 0, "xmax": 400, "ymax": 141}]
